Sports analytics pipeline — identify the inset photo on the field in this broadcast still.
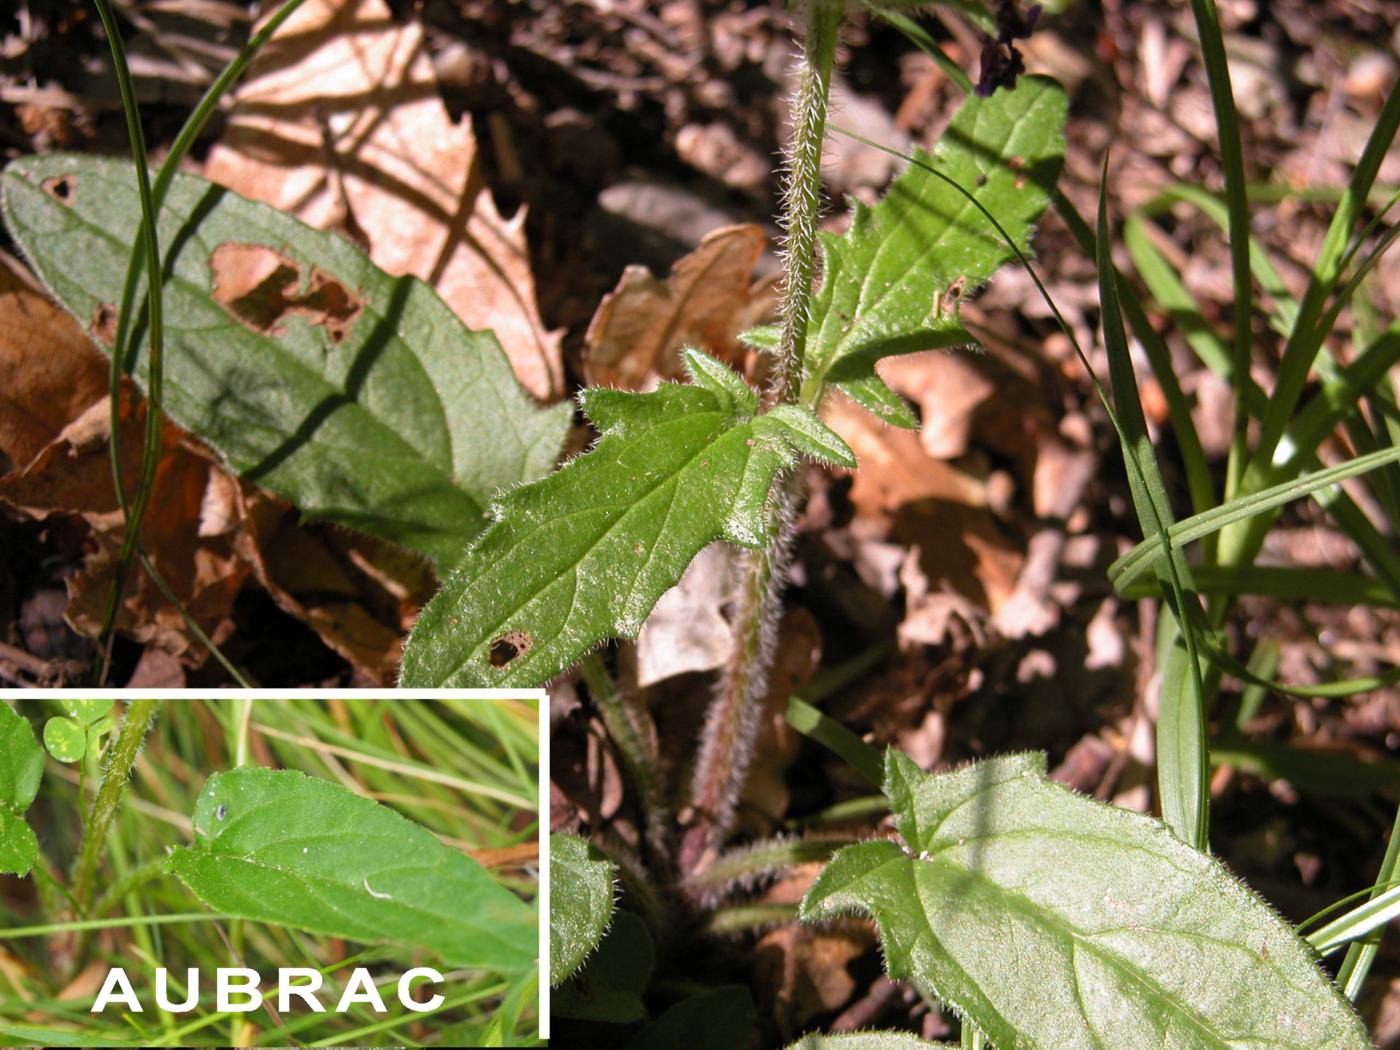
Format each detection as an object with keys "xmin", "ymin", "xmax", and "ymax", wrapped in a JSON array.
[{"xmin": 0, "ymin": 692, "xmax": 544, "ymax": 1047}]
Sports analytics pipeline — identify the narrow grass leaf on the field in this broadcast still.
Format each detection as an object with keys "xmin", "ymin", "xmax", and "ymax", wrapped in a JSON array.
[
  {"xmin": 400, "ymin": 353, "xmax": 818, "ymax": 687},
  {"xmin": 802, "ymin": 751, "xmax": 1370, "ymax": 1048},
  {"xmin": 550, "ymin": 832, "xmax": 616, "ymax": 987},
  {"xmin": 167, "ymin": 767, "xmax": 536, "ymax": 973},
  {"xmin": 1109, "ymin": 444, "xmax": 1400, "ymax": 590},
  {"xmin": 1337, "ymin": 805, "xmax": 1400, "ymax": 999},
  {"xmin": 1, "ymin": 154, "xmax": 570, "ymax": 566},
  {"xmin": 1096, "ymin": 178, "xmax": 1210, "ymax": 848},
  {"xmin": 786, "ymin": 696, "xmax": 883, "ymax": 786},
  {"xmin": 1185, "ymin": 0, "xmax": 1254, "ymax": 496},
  {"xmin": 1307, "ymin": 884, "xmax": 1400, "ymax": 955},
  {"xmin": 1243, "ymin": 87, "xmax": 1400, "ymax": 500}
]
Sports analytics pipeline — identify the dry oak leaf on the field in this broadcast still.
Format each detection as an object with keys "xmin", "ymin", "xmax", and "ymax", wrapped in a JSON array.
[
  {"xmin": 235, "ymin": 483, "xmax": 434, "ymax": 684},
  {"xmin": 0, "ymin": 256, "xmax": 250, "ymax": 662},
  {"xmin": 582, "ymin": 223, "xmax": 773, "ymax": 390},
  {"xmin": 0, "ymin": 254, "xmax": 108, "ymax": 471},
  {"xmin": 203, "ymin": 0, "xmax": 563, "ymax": 400},
  {"xmin": 826, "ymin": 397, "xmax": 1022, "ymax": 617},
  {"xmin": 53, "ymin": 408, "xmax": 250, "ymax": 663}
]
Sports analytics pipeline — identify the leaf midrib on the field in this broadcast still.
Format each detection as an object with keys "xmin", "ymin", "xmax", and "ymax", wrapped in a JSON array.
[
  {"xmin": 903, "ymin": 852, "xmax": 1324, "ymax": 1050},
  {"xmin": 438, "ymin": 409, "xmax": 759, "ymax": 682}
]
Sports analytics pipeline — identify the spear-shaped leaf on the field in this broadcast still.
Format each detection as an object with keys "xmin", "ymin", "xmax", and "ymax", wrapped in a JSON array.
[
  {"xmin": 1, "ymin": 154, "xmax": 570, "ymax": 566},
  {"xmin": 400, "ymin": 349, "xmax": 851, "ymax": 687},
  {"xmin": 802, "ymin": 77, "xmax": 1066, "ymax": 425},
  {"xmin": 802, "ymin": 750, "xmax": 1368, "ymax": 1049}
]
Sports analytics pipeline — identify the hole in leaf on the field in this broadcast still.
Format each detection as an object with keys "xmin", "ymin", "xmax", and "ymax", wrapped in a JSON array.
[
  {"xmin": 488, "ymin": 630, "xmax": 532, "ymax": 668},
  {"xmin": 42, "ymin": 175, "xmax": 75, "ymax": 204},
  {"xmin": 91, "ymin": 302, "xmax": 117, "ymax": 345},
  {"xmin": 211, "ymin": 243, "xmax": 363, "ymax": 344}
]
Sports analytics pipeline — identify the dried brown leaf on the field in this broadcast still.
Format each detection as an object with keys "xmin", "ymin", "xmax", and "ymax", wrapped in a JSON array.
[
  {"xmin": 582, "ymin": 224, "xmax": 771, "ymax": 390},
  {"xmin": 203, "ymin": 0, "xmax": 563, "ymax": 399}
]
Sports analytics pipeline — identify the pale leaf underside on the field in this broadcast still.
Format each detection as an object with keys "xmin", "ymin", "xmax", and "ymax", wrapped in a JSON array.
[{"xmin": 802, "ymin": 751, "xmax": 1368, "ymax": 1049}]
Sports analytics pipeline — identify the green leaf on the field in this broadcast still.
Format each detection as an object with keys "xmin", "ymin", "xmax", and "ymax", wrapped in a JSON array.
[
  {"xmin": 1, "ymin": 154, "xmax": 570, "ymax": 566},
  {"xmin": 550, "ymin": 832, "xmax": 616, "ymax": 987},
  {"xmin": 787, "ymin": 1034, "xmax": 955, "ymax": 1050},
  {"xmin": 167, "ymin": 767, "xmax": 535, "ymax": 973},
  {"xmin": 623, "ymin": 985, "xmax": 757, "ymax": 1050},
  {"xmin": 57, "ymin": 698, "xmax": 113, "ymax": 724},
  {"xmin": 0, "ymin": 704, "xmax": 43, "ymax": 814},
  {"xmin": 801, "ymin": 77, "xmax": 1066, "ymax": 424},
  {"xmin": 479, "ymin": 973, "xmax": 541, "ymax": 1047},
  {"xmin": 0, "ymin": 810, "xmax": 38, "ymax": 877},
  {"xmin": 0, "ymin": 1022, "xmax": 146, "ymax": 1048},
  {"xmin": 1308, "ymin": 883, "xmax": 1400, "ymax": 956},
  {"xmin": 763, "ymin": 404, "xmax": 856, "ymax": 469},
  {"xmin": 0, "ymin": 703, "xmax": 42, "ymax": 877},
  {"xmin": 555, "ymin": 911, "xmax": 654, "ymax": 1023},
  {"xmin": 43, "ymin": 717, "xmax": 87, "ymax": 763},
  {"xmin": 802, "ymin": 750, "xmax": 1369, "ymax": 1049},
  {"xmin": 400, "ymin": 353, "xmax": 811, "ymax": 687}
]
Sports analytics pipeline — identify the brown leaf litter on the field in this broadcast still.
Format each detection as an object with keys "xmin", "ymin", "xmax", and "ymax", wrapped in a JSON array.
[{"xmin": 203, "ymin": 0, "xmax": 564, "ymax": 401}]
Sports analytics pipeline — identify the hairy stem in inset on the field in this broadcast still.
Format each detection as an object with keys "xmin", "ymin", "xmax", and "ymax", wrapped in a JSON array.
[
  {"xmin": 685, "ymin": 0, "xmax": 840, "ymax": 869},
  {"xmin": 73, "ymin": 698, "xmax": 159, "ymax": 912}
]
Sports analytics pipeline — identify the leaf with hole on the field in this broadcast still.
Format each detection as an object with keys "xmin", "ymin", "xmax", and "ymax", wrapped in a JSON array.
[
  {"xmin": 0, "ymin": 154, "xmax": 571, "ymax": 566},
  {"xmin": 400, "ymin": 349, "xmax": 849, "ymax": 687},
  {"xmin": 800, "ymin": 77, "xmax": 1066, "ymax": 425},
  {"xmin": 801, "ymin": 750, "xmax": 1369, "ymax": 1049},
  {"xmin": 0, "ymin": 703, "xmax": 42, "ymax": 876},
  {"xmin": 167, "ymin": 767, "xmax": 535, "ymax": 973}
]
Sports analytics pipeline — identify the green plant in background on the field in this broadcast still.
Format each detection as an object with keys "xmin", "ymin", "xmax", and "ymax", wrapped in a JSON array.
[{"xmin": 0, "ymin": 698, "xmax": 541, "ymax": 1047}]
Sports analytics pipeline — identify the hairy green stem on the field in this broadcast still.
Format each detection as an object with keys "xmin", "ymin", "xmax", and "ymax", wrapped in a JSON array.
[
  {"xmin": 773, "ymin": 0, "xmax": 841, "ymax": 405},
  {"xmin": 73, "ymin": 698, "xmax": 159, "ymax": 912},
  {"xmin": 684, "ymin": 2, "xmax": 841, "ymax": 869}
]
